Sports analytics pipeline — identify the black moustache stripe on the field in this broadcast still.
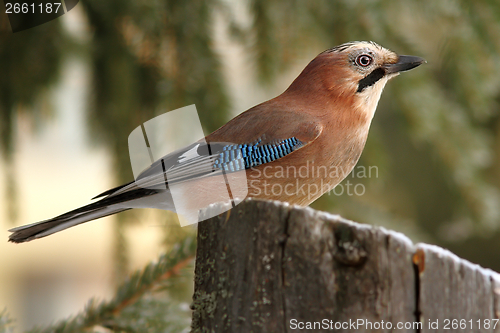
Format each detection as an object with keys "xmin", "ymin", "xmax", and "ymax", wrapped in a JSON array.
[{"xmin": 357, "ymin": 68, "xmax": 386, "ymax": 93}]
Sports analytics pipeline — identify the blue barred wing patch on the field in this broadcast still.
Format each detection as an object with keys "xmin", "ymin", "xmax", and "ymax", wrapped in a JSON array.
[{"xmin": 213, "ymin": 137, "xmax": 303, "ymax": 172}]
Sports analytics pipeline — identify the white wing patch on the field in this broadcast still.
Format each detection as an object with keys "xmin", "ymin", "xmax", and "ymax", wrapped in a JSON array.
[{"xmin": 177, "ymin": 144, "xmax": 200, "ymax": 163}]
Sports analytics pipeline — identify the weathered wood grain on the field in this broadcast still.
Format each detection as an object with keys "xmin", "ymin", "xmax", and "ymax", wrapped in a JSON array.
[
  {"xmin": 192, "ymin": 199, "xmax": 289, "ymax": 333},
  {"xmin": 191, "ymin": 199, "xmax": 500, "ymax": 333},
  {"xmin": 282, "ymin": 204, "xmax": 416, "ymax": 332},
  {"xmin": 416, "ymin": 244, "xmax": 500, "ymax": 333}
]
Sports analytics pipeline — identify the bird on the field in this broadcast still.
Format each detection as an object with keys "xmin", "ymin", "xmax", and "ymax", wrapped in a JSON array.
[{"xmin": 8, "ymin": 41, "xmax": 425, "ymax": 243}]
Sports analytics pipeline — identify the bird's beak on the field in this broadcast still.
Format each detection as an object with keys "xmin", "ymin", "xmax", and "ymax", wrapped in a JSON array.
[{"xmin": 385, "ymin": 55, "xmax": 426, "ymax": 74}]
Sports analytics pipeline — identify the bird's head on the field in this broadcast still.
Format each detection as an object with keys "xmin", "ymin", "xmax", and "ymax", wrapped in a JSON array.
[{"xmin": 285, "ymin": 41, "xmax": 425, "ymax": 119}]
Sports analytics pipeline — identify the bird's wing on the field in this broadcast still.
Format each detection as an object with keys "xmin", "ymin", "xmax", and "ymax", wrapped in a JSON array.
[
  {"xmin": 8, "ymin": 108, "xmax": 322, "ymax": 243},
  {"xmin": 96, "ymin": 108, "xmax": 323, "ymax": 199}
]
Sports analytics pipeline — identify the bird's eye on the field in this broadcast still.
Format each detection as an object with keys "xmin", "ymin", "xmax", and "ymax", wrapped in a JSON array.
[{"xmin": 356, "ymin": 55, "xmax": 373, "ymax": 67}]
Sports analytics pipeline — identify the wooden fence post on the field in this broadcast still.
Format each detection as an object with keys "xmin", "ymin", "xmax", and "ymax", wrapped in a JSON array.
[{"xmin": 191, "ymin": 199, "xmax": 500, "ymax": 333}]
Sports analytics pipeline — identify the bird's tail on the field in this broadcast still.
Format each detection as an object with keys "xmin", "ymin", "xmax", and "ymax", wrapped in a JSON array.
[
  {"xmin": 8, "ymin": 205, "xmax": 130, "ymax": 243},
  {"xmin": 8, "ymin": 186, "xmax": 161, "ymax": 243}
]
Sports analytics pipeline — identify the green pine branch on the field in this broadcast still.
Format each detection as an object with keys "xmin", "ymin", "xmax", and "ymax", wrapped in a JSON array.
[
  {"xmin": 24, "ymin": 235, "xmax": 196, "ymax": 333},
  {"xmin": 0, "ymin": 309, "xmax": 14, "ymax": 333}
]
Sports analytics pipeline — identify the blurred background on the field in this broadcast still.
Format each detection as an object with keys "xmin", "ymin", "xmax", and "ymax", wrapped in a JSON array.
[{"xmin": 1, "ymin": 0, "xmax": 500, "ymax": 331}]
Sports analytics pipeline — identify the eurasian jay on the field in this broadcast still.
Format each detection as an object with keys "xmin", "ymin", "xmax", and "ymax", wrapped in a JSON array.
[{"xmin": 8, "ymin": 41, "xmax": 424, "ymax": 243}]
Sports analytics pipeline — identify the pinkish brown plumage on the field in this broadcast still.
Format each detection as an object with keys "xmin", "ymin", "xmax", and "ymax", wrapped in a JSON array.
[{"xmin": 9, "ymin": 41, "xmax": 424, "ymax": 243}]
